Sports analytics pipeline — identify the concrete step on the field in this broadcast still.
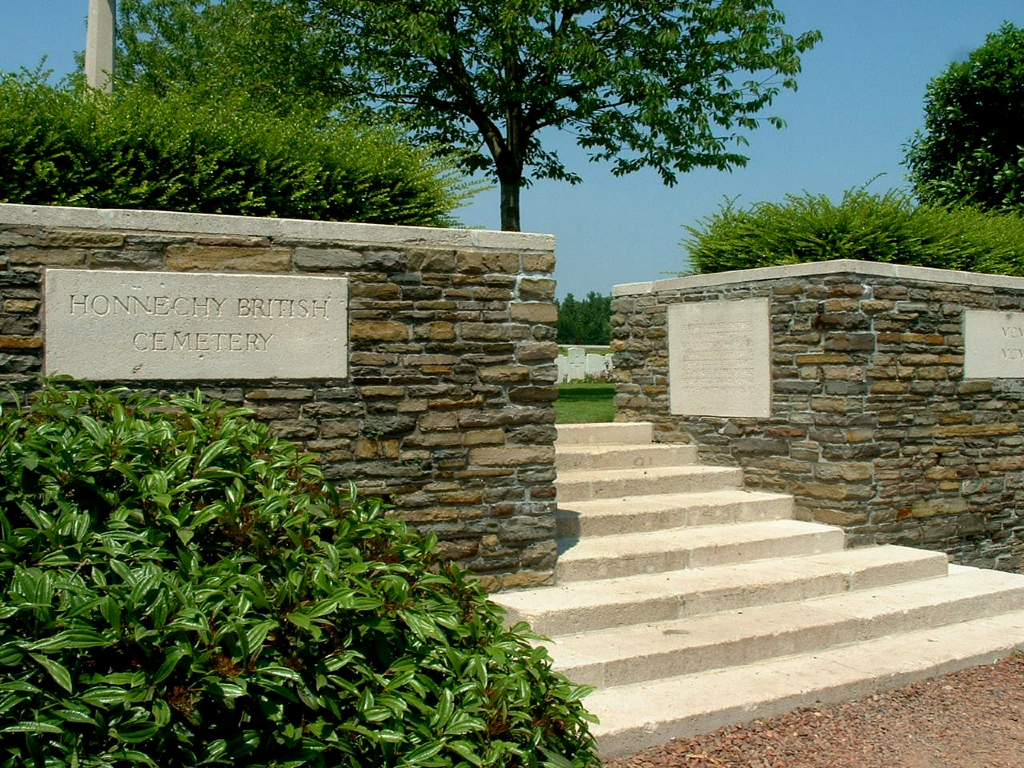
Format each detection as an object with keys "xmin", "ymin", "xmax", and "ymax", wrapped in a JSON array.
[
  {"xmin": 556, "ymin": 443, "xmax": 699, "ymax": 473},
  {"xmin": 492, "ymin": 545, "xmax": 949, "ymax": 636},
  {"xmin": 557, "ymin": 465, "xmax": 743, "ymax": 502},
  {"xmin": 556, "ymin": 488, "xmax": 793, "ymax": 539},
  {"xmin": 556, "ymin": 422, "xmax": 653, "ymax": 445},
  {"xmin": 550, "ymin": 566, "xmax": 1024, "ymax": 689},
  {"xmin": 589, "ymin": 605, "xmax": 1024, "ymax": 758},
  {"xmin": 556, "ymin": 519, "xmax": 845, "ymax": 582}
]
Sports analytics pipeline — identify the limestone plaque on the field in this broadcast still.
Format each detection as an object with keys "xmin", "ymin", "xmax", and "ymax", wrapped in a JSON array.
[
  {"xmin": 668, "ymin": 298, "xmax": 771, "ymax": 417},
  {"xmin": 44, "ymin": 269, "xmax": 347, "ymax": 380},
  {"xmin": 964, "ymin": 309, "xmax": 1024, "ymax": 378}
]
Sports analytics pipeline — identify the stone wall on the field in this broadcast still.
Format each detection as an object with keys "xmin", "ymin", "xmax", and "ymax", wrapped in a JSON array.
[
  {"xmin": 0, "ymin": 203, "xmax": 560, "ymax": 590},
  {"xmin": 613, "ymin": 260, "xmax": 1024, "ymax": 571}
]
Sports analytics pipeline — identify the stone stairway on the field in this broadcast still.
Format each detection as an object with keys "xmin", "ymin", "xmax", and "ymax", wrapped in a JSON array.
[{"xmin": 491, "ymin": 422, "xmax": 1024, "ymax": 758}]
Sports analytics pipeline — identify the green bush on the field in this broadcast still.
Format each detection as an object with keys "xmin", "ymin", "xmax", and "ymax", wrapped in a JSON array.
[
  {"xmin": 0, "ymin": 382, "xmax": 597, "ymax": 767},
  {"xmin": 0, "ymin": 72, "xmax": 469, "ymax": 226},
  {"xmin": 683, "ymin": 188, "xmax": 1024, "ymax": 275}
]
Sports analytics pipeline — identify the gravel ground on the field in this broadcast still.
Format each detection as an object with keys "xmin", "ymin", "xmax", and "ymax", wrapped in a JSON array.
[{"xmin": 603, "ymin": 654, "xmax": 1024, "ymax": 768}]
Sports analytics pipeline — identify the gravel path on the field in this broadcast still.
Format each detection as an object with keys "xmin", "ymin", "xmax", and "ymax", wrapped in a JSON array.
[{"xmin": 603, "ymin": 654, "xmax": 1024, "ymax": 768}]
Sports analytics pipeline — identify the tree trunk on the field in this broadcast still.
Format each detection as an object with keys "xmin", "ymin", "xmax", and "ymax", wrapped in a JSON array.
[{"xmin": 499, "ymin": 174, "xmax": 521, "ymax": 232}]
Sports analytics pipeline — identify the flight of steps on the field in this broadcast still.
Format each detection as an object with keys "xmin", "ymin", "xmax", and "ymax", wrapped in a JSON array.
[{"xmin": 491, "ymin": 422, "xmax": 1024, "ymax": 758}]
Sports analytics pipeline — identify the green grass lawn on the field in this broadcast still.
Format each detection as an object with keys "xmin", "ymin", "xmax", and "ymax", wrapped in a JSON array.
[{"xmin": 555, "ymin": 381, "xmax": 615, "ymax": 423}]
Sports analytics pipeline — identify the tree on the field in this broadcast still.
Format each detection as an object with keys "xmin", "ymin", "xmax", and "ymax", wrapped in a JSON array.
[
  {"xmin": 319, "ymin": 0, "xmax": 820, "ymax": 231},
  {"xmin": 119, "ymin": 0, "xmax": 820, "ymax": 232},
  {"xmin": 905, "ymin": 22, "xmax": 1024, "ymax": 213},
  {"xmin": 118, "ymin": 0, "xmax": 346, "ymax": 113},
  {"xmin": 557, "ymin": 292, "xmax": 611, "ymax": 345}
]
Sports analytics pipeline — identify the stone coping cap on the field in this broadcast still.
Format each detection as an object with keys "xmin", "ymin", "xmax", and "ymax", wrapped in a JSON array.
[
  {"xmin": 0, "ymin": 203, "xmax": 556, "ymax": 252},
  {"xmin": 613, "ymin": 259, "xmax": 1024, "ymax": 296}
]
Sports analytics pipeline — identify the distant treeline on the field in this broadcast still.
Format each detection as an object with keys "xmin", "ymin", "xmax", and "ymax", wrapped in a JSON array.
[{"xmin": 556, "ymin": 292, "xmax": 611, "ymax": 345}]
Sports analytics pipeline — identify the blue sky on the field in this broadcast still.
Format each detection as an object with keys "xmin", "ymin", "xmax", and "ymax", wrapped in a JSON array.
[{"xmin": 2, "ymin": 1, "xmax": 1023, "ymax": 298}]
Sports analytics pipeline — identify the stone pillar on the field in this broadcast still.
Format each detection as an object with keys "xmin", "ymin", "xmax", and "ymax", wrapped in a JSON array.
[{"xmin": 85, "ymin": 0, "xmax": 116, "ymax": 92}]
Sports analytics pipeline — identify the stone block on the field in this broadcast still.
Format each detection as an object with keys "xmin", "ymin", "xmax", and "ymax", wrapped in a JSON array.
[
  {"xmin": 350, "ymin": 320, "xmax": 408, "ymax": 341},
  {"xmin": 455, "ymin": 251, "xmax": 520, "ymax": 275},
  {"xmin": 293, "ymin": 247, "xmax": 363, "ymax": 270},
  {"xmin": 521, "ymin": 253, "xmax": 556, "ymax": 273},
  {"xmin": 350, "ymin": 282, "xmax": 403, "ymax": 300},
  {"xmin": 166, "ymin": 245, "xmax": 291, "ymax": 271},
  {"xmin": 933, "ymin": 423, "xmax": 1018, "ymax": 438},
  {"xmin": 89, "ymin": 249, "xmax": 164, "ymax": 270},
  {"xmin": 731, "ymin": 438, "xmax": 788, "ymax": 456},
  {"xmin": 509, "ymin": 386, "xmax": 558, "ymax": 403},
  {"xmin": 462, "ymin": 428, "xmax": 506, "ymax": 446},
  {"xmin": 510, "ymin": 302, "xmax": 558, "ymax": 324},
  {"xmin": 870, "ymin": 381, "xmax": 910, "ymax": 395},
  {"xmin": 3, "ymin": 300, "xmax": 39, "ymax": 314},
  {"xmin": 912, "ymin": 498, "xmax": 969, "ymax": 518},
  {"xmin": 460, "ymin": 322, "xmax": 511, "ymax": 340},
  {"xmin": 795, "ymin": 353, "xmax": 852, "ymax": 365},
  {"xmin": 517, "ymin": 342, "xmax": 558, "ymax": 362},
  {"xmin": 10, "ymin": 248, "xmax": 89, "ymax": 266},
  {"xmin": 815, "ymin": 462, "xmax": 874, "ymax": 482},
  {"xmin": 418, "ymin": 322, "xmax": 457, "ymax": 341},
  {"xmin": 470, "ymin": 445, "xmax": 555, "ymax": 467},
  {"xmin": 40, "ymin": 231, "xmax": 125, "ymax": 248},
  {"xmin": 478, "ymin": 364, "xmax": 531, "ymax": 383},
  {"xmin": 518, "ymin": 278, "xmax": 556, "ymax": 301},
  {"xmin": 418, "ymin": 411, "xmax": 459, "ymax": 431},
  {"xmin": 246, "ymin": 388, "xmax": 314, "ymax": 401},
  {"xmin": 0, "ymin": 335, "xmax": 42, "ymax": 350}
]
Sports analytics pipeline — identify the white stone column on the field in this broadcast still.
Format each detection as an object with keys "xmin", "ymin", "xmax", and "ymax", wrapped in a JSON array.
[{"xmin": 85, "ymin": 0, "xmax": 116, "ymax": 92}]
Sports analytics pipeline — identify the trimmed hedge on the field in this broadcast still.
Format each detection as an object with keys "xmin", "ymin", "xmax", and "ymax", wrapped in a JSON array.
[
  {"xmin": 0, "ymin": 72, "xmax": 469, "ymax": 226},
  {"xmin": 683, "ymin": 188, "xmax": 1024, "ymax": 276},
  {"xmin": 0, "ymin": 383, "xmax": 598, "ymax": 768}
]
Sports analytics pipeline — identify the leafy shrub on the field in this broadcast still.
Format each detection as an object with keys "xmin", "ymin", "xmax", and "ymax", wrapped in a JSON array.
[
  {"xmin": 0, "ymin": 382, "xmax": 597, "ymax": 767},
  {"xmin": 683, "ymin": 188, "xmax": 1024, "ymax": 275},
  {"xmin": 0, "ymin": 71, "xmax": 470, "ymax": 226}
]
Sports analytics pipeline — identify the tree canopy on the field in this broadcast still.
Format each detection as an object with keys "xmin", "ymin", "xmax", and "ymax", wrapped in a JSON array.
[
  {"xmin": 119, "ymin": 0, "xmax": 820, "ymax": 231},
  {"xmin": 117, "ymin": 0, "xmax": 345, "ymax": 113},
  {"xmin": 904, "ymin": 22, "xmax": 1024, "ymax": 213},
  {"xmin": 557, "ymin": 292, "xmax": 612, "ymax": 345}
]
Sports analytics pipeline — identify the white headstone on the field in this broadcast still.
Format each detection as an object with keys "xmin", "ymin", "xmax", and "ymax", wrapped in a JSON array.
[
  {"xmin": 668, "ymin": 298, "xmax": 771, "ymax": 417},
  {"xmin": 555, "ymin": 355, "xmax": 569, "ymax": 383},
  {"xmin": 567, "ymin": 345, "xmax": 586, "ymax": 381},
  {"xmin": 585, "ymin": 353, "xmax": 609, "ymax": 379},
  {"xmin": 44, "ymin": 269, "xmax": 348, "ymax": 380}
]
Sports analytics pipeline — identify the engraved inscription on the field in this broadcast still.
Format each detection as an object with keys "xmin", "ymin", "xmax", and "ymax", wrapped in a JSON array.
[
  {"xmin": 45, "ymin": 269, "xmax": 348, "ymax": 381},
  {"xmin": 131, "ymin": 331, "xmax": 274, "ymax": 352},
  {"xmin": 669, "ymin": 299, "xmax": 771, "ymax": 418},
  {"xmin": 964, "ymin": 310, "xmax": 1024, "ymax": 379}
]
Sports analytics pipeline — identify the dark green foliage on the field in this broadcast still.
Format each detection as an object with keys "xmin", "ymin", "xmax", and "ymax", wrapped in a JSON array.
[
  {"xmin": 905, "ymin": 23, "xmax": 1024, "ymax": 213},
  {"xmin": 117, "ymin": 0, "xmax": 346, "ymax": 115},
  {"xmin": 0, "ymin": 383, "xmax": 598, "ymax": 767},
  {"xmin": 0, "ymin": 72, "xmax": 468, "ymax": 226},
  {"xmin": 683, "ymin": 188, "xmax": 1024, "ymax": 275},
  {"xmin": 556, "ymin": 294, "xmax": 612, "ymax": 346}
]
